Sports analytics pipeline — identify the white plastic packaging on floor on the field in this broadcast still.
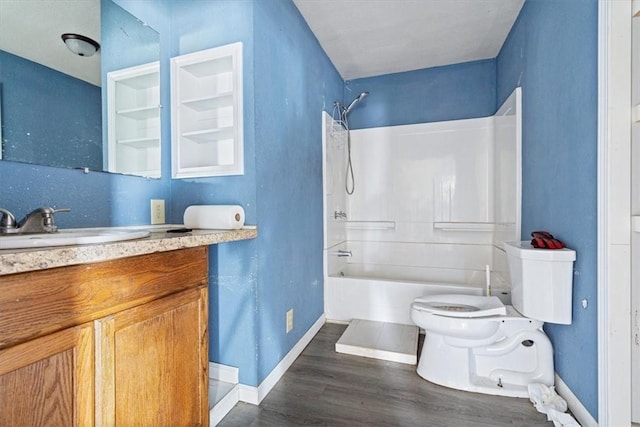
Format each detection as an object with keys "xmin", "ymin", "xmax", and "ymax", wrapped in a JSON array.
[
  {"xmin": 335, "ymin": 319, "xmax": 418, "ymax": 364},
  {"xmin": 528, "ymin": 383, "xmax": 580, "ymax": 427}
]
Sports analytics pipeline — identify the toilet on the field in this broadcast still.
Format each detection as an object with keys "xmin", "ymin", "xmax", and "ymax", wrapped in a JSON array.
[{"xmin": 410, "ymin": 241, "xmax": 576, "ymax": 398}]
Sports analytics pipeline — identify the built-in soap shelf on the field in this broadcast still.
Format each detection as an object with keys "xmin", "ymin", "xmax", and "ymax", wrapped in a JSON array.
[
  {"xmin": 434, "ymin": 222, "xmax": 495, "ymax": 232},
  {"xmin": 345, "ymin": 221, "xmax": 396, "ymax": 230},
  {"xmin": 632, "ymin": 216, "xmax": 640, "ymax": 232}
]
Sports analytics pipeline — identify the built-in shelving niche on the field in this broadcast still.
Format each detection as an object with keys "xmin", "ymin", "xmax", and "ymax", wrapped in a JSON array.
[
  {"xmin": 170, "ymin": 43, "xmax": 244, "ymax": 178},
  {"xmin": 107, "ymin": 61, "xmax": 161, "ymax": 178}
]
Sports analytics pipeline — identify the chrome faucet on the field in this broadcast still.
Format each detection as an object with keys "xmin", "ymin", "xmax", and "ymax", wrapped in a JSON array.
[{"xmin": 0, "ymin": 207, "xmax": 70, "ymax": 234}]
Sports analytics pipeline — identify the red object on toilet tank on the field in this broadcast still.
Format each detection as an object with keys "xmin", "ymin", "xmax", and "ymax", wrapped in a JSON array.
[{"xmin": 530, "ymin": 231, "xmax": 565, "ymax": 249}]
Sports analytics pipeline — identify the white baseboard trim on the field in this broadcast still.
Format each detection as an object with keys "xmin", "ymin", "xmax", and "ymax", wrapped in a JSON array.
[
  {"xmin": 555, "ymin": 373, "xmax": 597, "ymax": 427},
  {"xmin": 325, "ymin": 318, "xmax": 350, "ymax": 325},
  {"xmin": 210, "ymin": 384, "xmax": 239, "ymax": 426},
  {"xmin": 209, "ymin": 362, "xmax": 239, "ymax": 384},
  {"xmin": 238, "ymin": 314, "xmax": 326, "ymax": 405}
]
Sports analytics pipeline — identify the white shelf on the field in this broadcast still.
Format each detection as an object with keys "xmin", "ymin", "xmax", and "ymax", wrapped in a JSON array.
[
  {"xmin": 182, "ymin": 127, "xmax": 234, "ymax": 143},
  {"xmin": 117, "ymin": 137, "xmax": 160, "ymax": 148},
  {"xmin": 181, "ymin": 57, "xmax": 233, "ymax": 77},
  {"xmin": 632, "ymin": 216, "xmax": 640, "ymax": 232},
  {"xmin": 182, "ymin": 93, "xmax": 233, "ymax": 112},
  {"xmin": 433, "ymin": 222, "xmax": 495, "ymax": 232},
  {"xmin": 117, "ymin": 105, "xmax": 160, "ymax": 120},
  {"xmin": 116, "ymin": 71, "xmax": 159, "ymax": 89}
]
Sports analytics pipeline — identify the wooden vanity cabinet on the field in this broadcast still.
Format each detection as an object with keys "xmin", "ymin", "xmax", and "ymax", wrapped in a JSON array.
[{"xmin": 0, "ymin": 247, "xmax": 209, "ymax": 426}]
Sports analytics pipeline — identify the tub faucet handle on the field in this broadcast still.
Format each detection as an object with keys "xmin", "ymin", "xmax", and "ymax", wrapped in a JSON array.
[{"xmin": 334, "ymin": 210, "xmax": 347, "ymax": 219}]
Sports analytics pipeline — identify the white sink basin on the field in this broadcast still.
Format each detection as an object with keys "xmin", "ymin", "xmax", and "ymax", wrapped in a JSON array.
[{"xmin": 0, "ymin": 228, "xmax": 150, "ymax": 250}]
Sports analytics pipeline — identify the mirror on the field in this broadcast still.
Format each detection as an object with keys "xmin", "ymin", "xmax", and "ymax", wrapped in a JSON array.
[{"xmin": 0, "ymin": 0, "xmax": 161, "ymax": 178}]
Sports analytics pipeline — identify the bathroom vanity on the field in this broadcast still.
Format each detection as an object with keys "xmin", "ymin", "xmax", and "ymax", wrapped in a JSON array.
[{"xmin": 0, "ymin": 227, "xmax": 256, "ymax": 426}]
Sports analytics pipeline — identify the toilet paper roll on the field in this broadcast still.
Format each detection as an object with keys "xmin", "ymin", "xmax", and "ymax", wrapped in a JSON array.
[{"xmin": 183, "ymin": 205, "xmax": 245, "ymax": 230}]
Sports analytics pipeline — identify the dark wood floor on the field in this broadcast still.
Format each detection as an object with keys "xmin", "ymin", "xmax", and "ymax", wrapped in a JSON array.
[{"xmin": 220, "ymin": 323, "xmax": 552, "ymax": 426}]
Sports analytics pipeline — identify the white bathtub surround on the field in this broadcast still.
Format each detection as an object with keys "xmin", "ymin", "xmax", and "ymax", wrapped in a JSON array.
[
  {"xmin": 335, "ymin": 319, "xmax": 418, "ymax": 364},
  {"xmin": 322, "ymin": 88, "xmax": 522, "ymax": 324}
]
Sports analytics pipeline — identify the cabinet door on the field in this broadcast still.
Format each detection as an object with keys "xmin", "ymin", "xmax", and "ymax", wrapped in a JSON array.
[
  {"xmin": 96, "ymin": 287, "xmax": 208, "ymax": 426},
  {"xmin": 0, "ymin": 323, "xmax": 94, "ymax": 426}
]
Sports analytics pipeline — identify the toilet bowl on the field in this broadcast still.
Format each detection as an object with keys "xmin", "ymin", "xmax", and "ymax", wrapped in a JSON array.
[{"xmin": 410, "ymin": 241, "xmax": 576, "ymax": 398}]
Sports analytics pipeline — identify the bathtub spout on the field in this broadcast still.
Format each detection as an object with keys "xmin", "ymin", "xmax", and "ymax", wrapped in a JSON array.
[{"xmin": 331, "ymin": 250, "xmax": 352, "ymax": 257}]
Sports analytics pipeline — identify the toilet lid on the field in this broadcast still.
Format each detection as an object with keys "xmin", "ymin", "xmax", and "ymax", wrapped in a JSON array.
[{"xmin": 412, "ymin": 294, "xmax": 506, "ymax": 318}]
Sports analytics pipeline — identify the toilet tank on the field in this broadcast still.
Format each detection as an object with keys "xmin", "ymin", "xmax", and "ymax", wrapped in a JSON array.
[{"xmin": 504, "ymin": 241, "xmax": 576, "ymax": 325}]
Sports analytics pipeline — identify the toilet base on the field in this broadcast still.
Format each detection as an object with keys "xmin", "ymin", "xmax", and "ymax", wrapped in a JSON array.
[
  {"xmin": 417, "ymin": 361, "xmax": 530, "ymax": 398},
  {"xmin": 416, "ymin": 327, "xmax": 554, "ymax": 398}
]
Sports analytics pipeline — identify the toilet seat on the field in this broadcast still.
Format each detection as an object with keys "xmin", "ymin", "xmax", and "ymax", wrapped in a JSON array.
[{"xmin": 412, "ymin": 294, "xmax": 506, "ymax": 318}]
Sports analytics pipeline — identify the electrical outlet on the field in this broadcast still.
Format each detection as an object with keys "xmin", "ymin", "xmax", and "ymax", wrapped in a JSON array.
[
  {"xmin": 286, "ymin": 309, "xmax": 294, "ymax": 333},
  {"xmin": 150, "ymin": 199, "xmax": 165, "ymax": 225}
]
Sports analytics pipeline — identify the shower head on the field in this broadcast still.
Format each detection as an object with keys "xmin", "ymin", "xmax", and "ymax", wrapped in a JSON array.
[{"xmin": 344, "ymin": 91, "xmax": 368, "ymax": 115}]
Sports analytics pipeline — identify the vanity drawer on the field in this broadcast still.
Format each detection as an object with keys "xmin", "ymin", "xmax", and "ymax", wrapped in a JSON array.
[{"xmin": 0, "ymin": 246, "xmax": 208, "ymax": 350}]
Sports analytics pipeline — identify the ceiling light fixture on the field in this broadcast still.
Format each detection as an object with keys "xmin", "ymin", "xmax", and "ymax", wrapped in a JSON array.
[{"xmin": 61, "ymin": 33, "xmax": 100, "ymax": 57}]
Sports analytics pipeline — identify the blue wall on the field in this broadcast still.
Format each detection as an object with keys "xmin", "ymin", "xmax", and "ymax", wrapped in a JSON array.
[
  {"xmin": 0, "ymin": 50, "xmax": 102, "ymax": 170},
  {"xmin": 496, "ymin": 0, "xmax": 598, "ymax": 418},
  {"xmin": 253, "ymin": 0, "xmax": 343, "ymax": 383},
  {"xmin": 345, "ymin": 59, "xmax": 497, "ymax": 129}
]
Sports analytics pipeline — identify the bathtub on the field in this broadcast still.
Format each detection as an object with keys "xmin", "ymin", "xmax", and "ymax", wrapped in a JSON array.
[{"xmin": 324, "ymin": 264, "xmax": 510, "ymax": 325}]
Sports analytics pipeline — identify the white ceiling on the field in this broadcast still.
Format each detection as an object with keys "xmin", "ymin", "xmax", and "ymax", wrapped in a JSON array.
[
  {"xmin": 0, "ymin": 0, "xmax": 101, "ymax": 86},
  {"xmin": 292, "ymin": 0, "xmax": 525, "ymax": 80},
  {"xmin": 0, "ymin": 1, "xmax": 524, "ymax": 86}
]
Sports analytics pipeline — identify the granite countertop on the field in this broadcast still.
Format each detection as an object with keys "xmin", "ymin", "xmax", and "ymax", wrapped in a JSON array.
[{"xmin": 0, "ymin": 225, "xmax": 257, "ymax": 276}]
